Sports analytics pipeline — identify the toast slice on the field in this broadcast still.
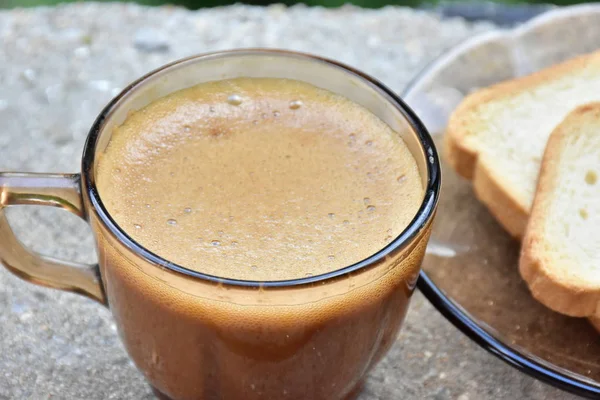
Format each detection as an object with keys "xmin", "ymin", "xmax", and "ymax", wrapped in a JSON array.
[
  {"xmin": 520, "ymin": 103, "xmax": 600, "ymax": 318},
  {"xmin": 446, "ymin": 51, "xmax": 600, "ymax": 239}
]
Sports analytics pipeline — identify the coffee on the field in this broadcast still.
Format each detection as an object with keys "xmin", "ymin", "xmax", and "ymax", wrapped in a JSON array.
[
  {"xmin": 97, "ymin": 78, "xmax": 423, "ymax": 280},
  {"xmin": 95, "ymin": 77, "xmax": 427, "ymax": 400}
]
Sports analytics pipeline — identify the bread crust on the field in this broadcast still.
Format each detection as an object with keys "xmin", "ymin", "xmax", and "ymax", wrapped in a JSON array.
[
  {"xmin": 446, "ymin": 51, "xmax": 600, "ymax": 239},
  {"xmin": 520, "ymin": 103, "xmax": 600, "ymax": 318},
  {"xmin": 473, "ymin": 161, "xmax": 529, "ymax": 239}
]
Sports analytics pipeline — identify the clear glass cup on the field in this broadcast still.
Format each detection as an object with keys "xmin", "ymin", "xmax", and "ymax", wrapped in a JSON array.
[{"xmin": 0, "ymin": 49, "xmax": 440, "ymax": 400}]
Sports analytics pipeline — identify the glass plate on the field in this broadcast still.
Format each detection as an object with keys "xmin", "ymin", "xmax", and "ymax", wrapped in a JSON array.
[{"xmin": 403, "ymin": 5, "xmax": 600, "ymax": 398}]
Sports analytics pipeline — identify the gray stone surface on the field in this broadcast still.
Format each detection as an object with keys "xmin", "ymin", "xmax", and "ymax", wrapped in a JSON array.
[{"xmin": 0, "ymin": 3, "xmax": 577, "ymax": 399}]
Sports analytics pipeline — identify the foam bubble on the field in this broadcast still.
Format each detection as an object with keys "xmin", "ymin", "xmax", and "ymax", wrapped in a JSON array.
[
  {"xmin": 289, "ymin": 100, "xmax": 303, "ymax": 110},
  {"xmin": 227, "ymin": 94, "xmax": 243, "ymax": 106}
]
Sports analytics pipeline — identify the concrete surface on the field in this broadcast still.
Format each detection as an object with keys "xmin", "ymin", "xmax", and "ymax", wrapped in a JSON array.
[{"xmin": 0, "ymin": 3, "xmax": 577, "ymax": 399}]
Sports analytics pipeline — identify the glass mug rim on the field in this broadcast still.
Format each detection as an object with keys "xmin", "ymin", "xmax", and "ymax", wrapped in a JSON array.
[{"xmin": 82, "ymin": 48, "xmax": 441, "ymax": 289}]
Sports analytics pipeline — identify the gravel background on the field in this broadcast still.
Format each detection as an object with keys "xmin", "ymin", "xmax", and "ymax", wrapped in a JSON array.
[{"xmin": 0, "ymin": 3, "xmax": 577, "ymax": 399}]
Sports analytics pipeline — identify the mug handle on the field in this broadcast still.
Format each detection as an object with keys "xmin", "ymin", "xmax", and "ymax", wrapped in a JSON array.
[{"xmin": 0, "ymin": 172, "xmax": 106, "ymax": 305}]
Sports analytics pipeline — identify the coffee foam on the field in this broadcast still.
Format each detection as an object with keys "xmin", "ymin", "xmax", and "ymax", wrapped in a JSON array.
[{"xmin": 96, "ymin": 78, "xmax": 423, "ymax": 281}]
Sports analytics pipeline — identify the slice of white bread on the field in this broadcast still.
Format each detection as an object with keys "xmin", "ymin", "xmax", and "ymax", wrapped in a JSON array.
[
  {"xmin": 520, "ymin": 103, "xmax": 600, "ymax": 318},
  {"xmin": 446, "ymin": 51, "xmax": 600, "ymax": 239}
]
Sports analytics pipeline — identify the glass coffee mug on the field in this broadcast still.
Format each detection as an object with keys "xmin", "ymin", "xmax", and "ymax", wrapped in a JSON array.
[{"xmin": 0, "ymin": 50, "xmax": 440, "ymax": 400}]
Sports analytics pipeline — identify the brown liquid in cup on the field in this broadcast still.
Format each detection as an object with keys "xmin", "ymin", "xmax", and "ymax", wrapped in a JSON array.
[{"xmin": 95, "ymin": 78, "xmax": 427, "ymax": 400}]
